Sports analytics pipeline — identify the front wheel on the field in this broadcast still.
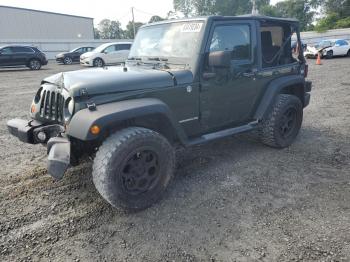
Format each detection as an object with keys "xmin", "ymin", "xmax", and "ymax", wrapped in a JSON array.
[
  {"xmin": 326, "ymin": 50, "xmax": 333, "ymax": 59},
  {"xmin": 92, "ymin": 127, "xmax": 175, "ymax": 210},
  {"xmin": 28, "ymin": 59, "xmax": 42, "ymax": 70},
  {"xmin": 93, "ymin": 58, "xmax": 104, "ymax": 67},
  {"xmin": 260, "ymin": 94, "xmax": 303, "ymax": 148},
  {"xmin": 63, "ymin": 56, "xmax": 73, "ymax": 65}
]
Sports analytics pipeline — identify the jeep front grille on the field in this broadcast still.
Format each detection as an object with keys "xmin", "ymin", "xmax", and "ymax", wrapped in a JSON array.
[{"xmin": 39, "ymin": 90, "xmax": 65, "ymax": 122}]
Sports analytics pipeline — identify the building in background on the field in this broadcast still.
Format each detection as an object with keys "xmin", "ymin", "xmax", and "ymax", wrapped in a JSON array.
[{"xmin": 0, "ymin": 5, "xmax": 94, "ymax": 40}]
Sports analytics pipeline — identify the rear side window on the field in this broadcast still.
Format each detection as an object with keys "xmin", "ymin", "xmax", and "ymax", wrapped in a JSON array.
[
  {"xmin": 210, "ymin": 24, "xmax": 251, "ymax": 61},
  {"xmin": 260, "ymin": 22, "xmax": 298, "ymax": 68},
  {"xmin": 12, "ymin": 46, "xmax": 34, "ymax": 53},
  {"xmin": 116, "ymin": 44, "xmax": 131, "ymax": 51},
  {"xmin": 336, "ymin": 40, "xmax": 348, "ymax": 46}
]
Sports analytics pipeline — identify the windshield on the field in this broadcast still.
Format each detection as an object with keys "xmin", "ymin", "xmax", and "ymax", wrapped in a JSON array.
[
  {"xmin": 316, "ymin": 40, "xmax": 335, "ymax": 48},
  {"xmin": 129, "ymin": 21, "xmax": 204, "ymax": 61},
  {"xmin": 70, "ymin": 47, "xmax": 80, "ymax": 52}
]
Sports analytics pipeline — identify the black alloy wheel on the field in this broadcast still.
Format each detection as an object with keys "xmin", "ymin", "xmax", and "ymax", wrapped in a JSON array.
[
  {"xmin": 279, "ymin": 107, "xmax": 297, "ymax": 139},
  {"xmin": 29, "ymin": 59, "xmax": 42, "ymax": 70},
  {"xmin": 64, "ymin": 56, "xmax": 73, "ymax": 65},
  {"xmin": 120, "ymin": 149, "xmax": 160, "ymax": 195}
]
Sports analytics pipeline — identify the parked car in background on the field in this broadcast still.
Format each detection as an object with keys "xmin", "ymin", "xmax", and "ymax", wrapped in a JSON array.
[
  {"xmin": 56, "ymin": 46, "xmax": 95, "ymax": 65},
  {"xmin": 80, "ymin": 42, "xmax": 132, "ymax": 67},
  {"xmin": 292, "ymin": 40, "xmax": 307, "ymax": 52},
  {"xmin": 304, "ymin": 39, "xmax": 350, "ymax": 59},
  {"xmin": 0, "ymin": 45, "xmax": 48, "ymax": 70}
]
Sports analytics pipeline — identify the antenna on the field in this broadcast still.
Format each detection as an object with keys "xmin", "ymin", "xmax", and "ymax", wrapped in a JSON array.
[{"xmin": 251, "ymin": 0, "xmax": 259, "ymax": 15}]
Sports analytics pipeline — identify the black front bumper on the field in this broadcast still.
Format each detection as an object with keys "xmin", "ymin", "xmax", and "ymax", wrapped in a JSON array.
[
  {"xmin": 304, "ymin": 81, "xmax": 312, "ymax": 108},
  {"xmin": 55, "ymin": 57, "xmax": 64, "ymax": 63},
  {"xmin": 7, "ymin": 119, "xmax": 43, "ymax": 144},
  {"xmin": 7, "ymin": 119, "xmax": 70, "ymax": 179}
]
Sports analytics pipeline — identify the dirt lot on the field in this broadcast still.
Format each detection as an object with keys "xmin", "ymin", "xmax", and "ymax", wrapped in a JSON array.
[{"xmin": 0, "ymin": 59, "xmax": 349, "ymax": 262}]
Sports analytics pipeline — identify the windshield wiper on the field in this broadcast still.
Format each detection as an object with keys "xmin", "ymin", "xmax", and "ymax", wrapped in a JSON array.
[
  {"xmin": 127, "ymin": 56, "xmax": 142, "ymax": 61},
  {"xmin": 147, "ymin": 57, "xmax": 169, "ymax": 62}
]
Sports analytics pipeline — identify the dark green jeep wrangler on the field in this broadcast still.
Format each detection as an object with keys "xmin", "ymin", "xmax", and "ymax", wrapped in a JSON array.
[{"xmin": 7, "ymin": 15, "xmax": 311, "ymax": 210}]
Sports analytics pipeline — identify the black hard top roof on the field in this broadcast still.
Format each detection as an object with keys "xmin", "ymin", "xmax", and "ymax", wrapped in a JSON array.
[{"xmin": 144, "ymin": 14, "xmax": 299, "ymax": 28}]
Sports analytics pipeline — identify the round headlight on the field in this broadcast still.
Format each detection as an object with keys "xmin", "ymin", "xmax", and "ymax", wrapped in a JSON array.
[
  {"xmin": 34, "ymin": 87, "xmax": 43, "ymax": 103},
  {"xmin": 68, "ymin": 99, "xmax": 74, "ymax": 115},
  {"xmin": 63, "ymin": 97, "xmax": 74, "ymax": 122}
]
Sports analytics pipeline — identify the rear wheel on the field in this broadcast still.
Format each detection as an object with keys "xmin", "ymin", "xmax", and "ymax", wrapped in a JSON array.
[
  {"xmin": 93, "ymin": 58, "xmax": 104, "ymax": 67},
  {"xmin": 63, "ymin": 56, "xmax": 73, "ymax": 65},
  {"xmin": 347, "ymin": 49, "xmax": 350, "ymax": 57},
  {"xmin": 92, "ymin": 127, "xmax": 175, "ymax": 210},
  {"xmin": 28, "ymin": 59, "xmax": 42, "ymax": 70},
  {"xmin": 260, "ymin": 94, "xmax": 303, "ymax": 148}
]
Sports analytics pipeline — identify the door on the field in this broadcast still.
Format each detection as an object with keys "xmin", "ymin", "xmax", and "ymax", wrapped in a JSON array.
[
  {"xmin": 109, "ymin": 44, "xmax": 131, "ymax": 64},
  {"xmin": 73, "ymin": 47, "xmax": 84, "ymax": 61},
  {"xmin": 335, "ymin": 40, "xmax": 349, "ymax": 55},
  {"xmin": 0, "ymin": 47, "xmax": 14, "ymax": 66},
  {"xmin": 116, "ymin": 44, "xmax": 131, "ymax": 62},
  {"xmin": 101, "ymin": 44, "xmax": 117, "ymax": 64},
  {"xmin": 12, "ymin": 46, "xmax": 34, "ymax": 65},
  {"xmin": 200, "ymin": 21, "xmax": 260, "ymax": 130}
]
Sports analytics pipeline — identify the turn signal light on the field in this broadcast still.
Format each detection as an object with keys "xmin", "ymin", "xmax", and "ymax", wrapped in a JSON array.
[
  {"xmin": 90, "ymin": 125, "xmax": 101, "ymax": 135},
  {"xmin": 31, "ymin": 104, "xmax": 36, "ymax": 113}
]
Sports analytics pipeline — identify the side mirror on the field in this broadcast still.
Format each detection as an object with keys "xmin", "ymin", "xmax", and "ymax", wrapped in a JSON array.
[{"xmin": 208, "ymin": 51, "xmax": 231, "ymax": 68}]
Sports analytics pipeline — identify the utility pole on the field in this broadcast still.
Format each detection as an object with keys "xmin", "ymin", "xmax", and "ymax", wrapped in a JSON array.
[{"xmin": 131, "ymin": 7, "xmax": 136, "ymax": 39}]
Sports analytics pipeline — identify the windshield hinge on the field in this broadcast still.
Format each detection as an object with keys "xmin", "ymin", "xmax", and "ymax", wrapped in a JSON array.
[
  {"xmin": 80, "ymin": 88, "xmax": 88, "ymax": 97},
  {"xmin": 86, "ymin": 102, "xmax": 96, "ymax": 111}
]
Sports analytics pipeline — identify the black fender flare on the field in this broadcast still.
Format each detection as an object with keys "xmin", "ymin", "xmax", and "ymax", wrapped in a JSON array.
[
  {"xmin": 254, "ymin": 75, "xmax": 305, "ymax": 120},
  {"xmin": 66, "ymin": 98, "xmax": 188, "ymax": 144}
]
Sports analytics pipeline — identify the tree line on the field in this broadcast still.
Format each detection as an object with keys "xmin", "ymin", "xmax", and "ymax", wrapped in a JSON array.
[
  {"xmin": 94, "ymin": 15, "xmax": 165, "ymax": 39},
  {"xmin": 94, "ymin": 0, "xmax": 350, "ymax": 39}
]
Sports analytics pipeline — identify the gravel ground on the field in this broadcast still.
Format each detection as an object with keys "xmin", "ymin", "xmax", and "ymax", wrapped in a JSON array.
[{"xmin": 0, "ymin": 59, "xmax": 350, "ymax": 262}]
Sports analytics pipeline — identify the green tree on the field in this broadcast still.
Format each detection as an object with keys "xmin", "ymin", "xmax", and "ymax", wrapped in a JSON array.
[
  {"xmin": 97, "ymin": 19, "xmax": 124, "ymax": 39},
  {"xmin": 124, "ymin": 21, "xmax": 144, "ymax": 39},
  {"xmin": 94, "ymin": 28, "xmax": 100, "ymax": 39},
  {"xmin": 173, "ymin": 0, "xmax": 194, "ymax": 17},
  {"xmin": 273, "ymin": 0, "xmax": 317, "ymax": 31},
  {"xmin": 149, "ymin": 15, "xmax": 165, "ymax": 23},
  {"xmin": 324, "ymin": 0, "xmax": 350, "ymax": 18},
  {"xmin": 174, "ymin": 0, "xmax": 270, "ymax": 16},
  {"xmin": 314, "ymin": 0, "xmax": 350, "ymax": 31}
]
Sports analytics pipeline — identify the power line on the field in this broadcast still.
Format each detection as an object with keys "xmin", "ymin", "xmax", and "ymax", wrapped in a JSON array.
[{"xmin": 133, "ymin": 7, "xmax": 159, "ymax": 18}]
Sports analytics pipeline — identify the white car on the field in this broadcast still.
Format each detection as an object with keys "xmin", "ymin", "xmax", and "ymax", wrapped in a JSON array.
[
  {"xmin": 304, "ymin": 39, "xmax": 350, "ymax": 59},
  {"xmin": 80, "ymin": 42, "xmax": 132, "ymax": 67}
]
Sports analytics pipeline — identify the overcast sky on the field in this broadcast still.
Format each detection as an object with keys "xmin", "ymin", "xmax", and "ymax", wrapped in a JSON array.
[{"xmin": 0, "ymin": 0, "xmax": 282, "ymax": 28}]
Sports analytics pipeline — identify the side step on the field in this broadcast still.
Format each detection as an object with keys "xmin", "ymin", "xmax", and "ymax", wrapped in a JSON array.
[{"xmin": 188, "ymin": 120, "xmax": 259, "ymax": 146}]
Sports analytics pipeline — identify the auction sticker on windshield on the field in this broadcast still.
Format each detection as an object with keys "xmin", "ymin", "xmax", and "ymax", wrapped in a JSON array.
[{"xmin": 181, "ymin": 22, "xmax": 203, "ymax": 33}]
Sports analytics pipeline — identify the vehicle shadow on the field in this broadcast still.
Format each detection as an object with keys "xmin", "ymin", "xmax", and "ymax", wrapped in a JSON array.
[{"xmin": 0, "ymin": 67, "xmax": 50, "ymax": 73}]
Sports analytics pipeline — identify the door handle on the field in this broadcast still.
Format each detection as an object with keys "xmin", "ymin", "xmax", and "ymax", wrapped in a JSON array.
[
  {"xmin": 242, "ymin": 72, "xmax": 255, "ymax": 77},
  {"xmin": 202, "ymin": 72, "xmax": 216, "ymax": 80}
]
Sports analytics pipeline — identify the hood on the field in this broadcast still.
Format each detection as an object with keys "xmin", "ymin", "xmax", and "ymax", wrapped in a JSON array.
[
  {"xmin": 56, "ymin": 52, "xmax": 67, "ymax": 57},
  {"xmin": 42, "ymin": 66, "xmax": 194, "ymax": 98},
  {"xmin": 81, "ymin": 51, "xmax": 95, "ymax": 58},
  {"xmin": 306, "ymin": 45, "xmax": 318, "ymax": 54}
]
